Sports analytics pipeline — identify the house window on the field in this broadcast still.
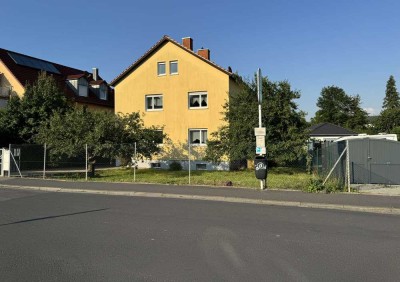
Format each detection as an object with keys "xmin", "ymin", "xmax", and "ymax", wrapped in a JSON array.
[
  {"xmin": 146, "ymin": 95, "xmax": 163, "ymax": 111},
  {"xmin": 189, "ymin": 129, "xmax": 207, "ymax": 145},
  {"xmin": 170, "ymin": 61, "xmax": 178, "ymax": 75},
  {"xmin": 157, "ymin": 62, "xmax": 166, "ymax": 76},
  {"xmin": 99, "ymin": 84, "xmax": 108, "ymax": 100},
  {"xmin": 154, "ymin": 130, "xmax": 164, "ymax": 144},
  {"xmin": 78, "ymin": 78, "xmax": 88, "ymax": 97},
  {"xmin": 189, "ymin": 92, "xmax": 208, "ymax": 109},
  {"xmin": 151, "ymin": 162, "xmax": 161, "ymax": 169},
  {"xmin": 196, "ymin": 163, "xmax": 207, "ymax": 170}
]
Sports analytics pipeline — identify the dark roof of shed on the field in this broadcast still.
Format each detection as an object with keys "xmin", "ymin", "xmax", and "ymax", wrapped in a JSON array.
[{"xmin": 308, "ymin": 123, "xmax": 357, "ymax": 136}]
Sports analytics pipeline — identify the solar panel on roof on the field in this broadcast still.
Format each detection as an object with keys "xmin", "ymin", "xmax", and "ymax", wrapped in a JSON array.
[{"xmin": 7, "ymin": 51, "xmax": 61, "ymax": 74}]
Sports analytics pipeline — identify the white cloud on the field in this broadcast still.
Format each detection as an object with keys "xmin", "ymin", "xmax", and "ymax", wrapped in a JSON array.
[{"xmin": 364, "ymin": 107, "xmax": 379, "ymax": 116}]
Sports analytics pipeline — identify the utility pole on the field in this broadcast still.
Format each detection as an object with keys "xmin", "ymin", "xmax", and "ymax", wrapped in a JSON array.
[{"xmin": 254, "ymin": 68, "xmax": 267, "ymax": 190}]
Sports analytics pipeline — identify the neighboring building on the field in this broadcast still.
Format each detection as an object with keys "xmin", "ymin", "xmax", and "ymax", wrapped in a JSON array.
[
  {"xmin": 111, "ymin": 35, "xmax": 239, "ymax": 169},
  {"xmin": 0, "ymin": 48, "xmax": 114, "ymax": 111},
  {"xmin": 308, "ymin": 123, "xmax": 357, "ymax": 143}
]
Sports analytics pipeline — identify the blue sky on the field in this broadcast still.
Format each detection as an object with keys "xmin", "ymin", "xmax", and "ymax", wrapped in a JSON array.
[{"xmin": 3, "ymin": 0, "xmax": 400, "ymax": 119}]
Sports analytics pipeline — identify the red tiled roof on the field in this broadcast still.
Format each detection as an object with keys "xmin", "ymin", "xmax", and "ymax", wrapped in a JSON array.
[
  {"xmin": 111, "ymin": 35, "xmax": 232, "ymax": 86},
  {"xmin": 67, "ymin": 74, "xmax": 86, "ymax": 80},
  {"xmin": 90, "ymin": 80, "xmax": 105, "ymax": 85},
  {"xmin": 0, "ymin": 48, "xmax": 114, "ymax": 108}
]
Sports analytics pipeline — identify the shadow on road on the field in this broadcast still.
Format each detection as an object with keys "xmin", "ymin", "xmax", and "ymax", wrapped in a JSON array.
[{"xmin": 0, "ymin": 208, "xmax": 109, "ymax": 227}]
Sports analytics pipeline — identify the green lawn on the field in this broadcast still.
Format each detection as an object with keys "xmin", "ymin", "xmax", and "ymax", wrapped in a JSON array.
[{"xmin": 81, "ymin": 167, "xmax": 310, "ymax": 190}]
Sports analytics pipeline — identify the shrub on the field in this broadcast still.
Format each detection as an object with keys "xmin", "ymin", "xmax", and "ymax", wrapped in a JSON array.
[
  {"xmin": 306, "ymin": 177, "xmax": 324, "ymax": 193},
  {"xmin": 324, "ymin": 178, "xmax": 344, "ymax": 193},
  {"xmin": 169, "ymin": 161, "xmax": 182, "ymax": 171},
  {"xmin": 306, "ymin": 176, "xmax": 345, "ymax": 193}
]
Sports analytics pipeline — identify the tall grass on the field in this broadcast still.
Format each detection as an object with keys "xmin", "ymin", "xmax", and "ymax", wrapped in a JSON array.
[{"xmin": 83, "ymin": 167, "xmax": 310, "ymax": 190}]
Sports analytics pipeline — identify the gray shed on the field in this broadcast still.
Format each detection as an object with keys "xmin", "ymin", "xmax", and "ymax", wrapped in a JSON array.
[
  {"xmin": 348, "ymin": 138, "xmax": 400, "ymax": 185},
  {"xmin": 313, "ymin": 137, "xmax": 400, "ymax": 185}
]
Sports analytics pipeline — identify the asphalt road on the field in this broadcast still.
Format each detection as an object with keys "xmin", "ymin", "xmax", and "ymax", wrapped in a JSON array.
[{"xmin": 0, "ymin": 188, "xmax": 399, "ymax": 282}]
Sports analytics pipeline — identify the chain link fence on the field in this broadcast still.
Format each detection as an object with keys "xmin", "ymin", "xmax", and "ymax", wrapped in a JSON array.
[
  {"xmin": 1, "ymin": 142, "xmax": 308, "ymax": 183},
  {"xmin": 309, "ymin": 142, "xmax": 347, "ymax": 185}
]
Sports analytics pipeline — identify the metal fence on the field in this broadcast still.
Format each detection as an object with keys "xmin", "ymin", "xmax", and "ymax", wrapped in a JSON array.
[
  {"xmin": 310, "ymin": 138, "xmax": 400, "ymax": 186},
  {"xmin": 1, "ymin": 142, "xmax": 308, "ymax": 183}
]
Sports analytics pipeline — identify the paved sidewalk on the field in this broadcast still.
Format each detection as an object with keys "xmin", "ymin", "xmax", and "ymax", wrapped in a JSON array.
[{"xmin": 1, "ymin": 177, "xmax": 400, "ymax": 214}]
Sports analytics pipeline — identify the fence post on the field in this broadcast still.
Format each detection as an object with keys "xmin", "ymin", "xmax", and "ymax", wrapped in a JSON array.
[
  {"xmin": 85, "ymin": 144, "xmax": 88, "ymax": 181},
  {"xmin": 188, "ymin": 141, "xmax": 191, "ymax": 185},
  {"xmin": 43, "ymin": 143, "xmax": 46, "ymax": 179},
  {"xmin": 8, "ymin": 144, "xmax": 11, "ymax": 178},
  {"xmin": 346, "ymin": 140, "xmax": 351, "ymax": 192},
  {"xmin": 134, "ymin": 142, "xmax": 136, "ymax": 182}
]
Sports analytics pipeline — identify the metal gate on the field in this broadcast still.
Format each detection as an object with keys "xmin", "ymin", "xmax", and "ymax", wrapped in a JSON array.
[{"xmin": 350, "ymin": 139, "xmax": 400, "ymax": 185}]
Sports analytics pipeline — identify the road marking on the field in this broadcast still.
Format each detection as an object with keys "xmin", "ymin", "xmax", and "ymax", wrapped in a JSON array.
[{"xmin": 1, "ymin": 184, "xmax": 399, "ymax": 215}]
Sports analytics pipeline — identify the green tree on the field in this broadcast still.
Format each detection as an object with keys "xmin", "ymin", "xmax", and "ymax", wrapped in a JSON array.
[
  {"xmin": 312, "ymin": 86, "xmax": 368, "ymax": 131},
  {"xmin": 206, "ymin": 74, "xmax": 308, "ymax": 168},
  {"xmin": 0, "ymin": 96, "xmax": 24, "ymax": 146},
  {"xmin": 382, "ymin": 75, "xmax": 400, "ymax": 110},
  {"xmin": 376, "ymin": 76, "xmax": 400, "ymax": 133},
  {"xmin": 0, "ymin": 71, "xmax": 70, "ymax": 145},
  {"xmin": 375, "ymin": 108, "xmax": 400, "ymax": 133},
  {"xmin": 35, "ymin": 108, "xmax": 164, "ymax": 174}
]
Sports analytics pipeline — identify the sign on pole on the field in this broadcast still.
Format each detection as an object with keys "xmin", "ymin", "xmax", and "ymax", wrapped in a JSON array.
[{"xmin": 257, "ymin": 68, "xmax": 262, "ymax": 104}]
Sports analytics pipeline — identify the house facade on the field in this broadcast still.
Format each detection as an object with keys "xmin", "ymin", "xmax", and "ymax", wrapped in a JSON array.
[
  {"xmin": 111, "ymin": 36, "xmax": 239, "ymax": 168},
  {"xmin": 0, "ymin": 48, "xmax": 114, "ymax": 111}
]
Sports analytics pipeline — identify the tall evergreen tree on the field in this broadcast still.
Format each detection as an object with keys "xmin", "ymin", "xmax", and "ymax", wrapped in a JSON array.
[
  {"xmin": 376, "ymin": 76, "xmax": 400, "ymax": 133},
  {"xmin": 382, "ymin": 75, "xmax": 400, "ymax": 110}
]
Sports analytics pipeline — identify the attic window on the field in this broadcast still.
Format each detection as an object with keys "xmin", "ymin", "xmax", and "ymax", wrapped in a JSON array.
[
  {"xmin": 78, "ymin": 78, "xmax": 88, "ymax": 97},
  {"xmin": 157, "ymin": 62, "xmax": 166, "ymax": 76},
  {"xmin": 99, "ymin": 84, "xmax": 108, "ymax": 100},
  {"xmin": 170, "ymin": 61, "xmax": 178, "ymax": 75}
]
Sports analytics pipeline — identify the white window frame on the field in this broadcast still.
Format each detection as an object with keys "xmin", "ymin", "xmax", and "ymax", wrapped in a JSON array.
[
  {"xmin": 78, "ymin": 78, "xmax": 88, "ymax": 97},
  {"xmin": 169, "ymin": 60, "xmax": 178, "ymax": 75},
  {"xmin": 146, "ymin": 94, "xmax": 163, "ymax": 111},
  {"xmin": 189, "ymin": 91, "xmax": 208, "ymax": 109},
  {"xmin": 189, "ymin": 129, "xmax": 207, "ymax": 146},
  {"xmin": 157, "ymin": 62, "xmax": 166, "ymax": 76},
  {"xmin": 99, "ymin": 84, "xmax": 108, "ymax": 100}
]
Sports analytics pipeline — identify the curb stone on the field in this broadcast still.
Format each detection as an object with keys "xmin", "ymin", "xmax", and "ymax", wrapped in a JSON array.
[{"xmin": 1, "ymin": 184, "xmax": 399, "ymax": 215}]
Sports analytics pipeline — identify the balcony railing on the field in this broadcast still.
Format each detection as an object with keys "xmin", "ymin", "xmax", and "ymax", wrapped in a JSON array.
[{"xmin": 0, "ymin": 86, "xmax": 11, "ymax": 97}]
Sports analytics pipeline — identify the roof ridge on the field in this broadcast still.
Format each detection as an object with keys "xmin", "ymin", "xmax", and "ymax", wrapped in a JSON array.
[
  {"xmin": 1, "ymin": 47, "xmax": 86, "ymax": 74},
  {"xmin": 110, "ymin": 35, "xmax": 231, "ymax": 86}
]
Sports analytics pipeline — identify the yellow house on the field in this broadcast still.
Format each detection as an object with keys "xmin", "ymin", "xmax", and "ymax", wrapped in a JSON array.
[
  {"xmin": 0, "ymin": 48, "xmax": 114, "ymax": 111},
  {"xmin": 111, "ymin": 36, "xmax": 239, "ymax": 166}
]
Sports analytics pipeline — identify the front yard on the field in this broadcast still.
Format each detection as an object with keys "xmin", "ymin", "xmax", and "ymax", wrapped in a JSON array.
[{"xmin": 86, "ymin": 167, "xmax": 310, "ymax": 190}]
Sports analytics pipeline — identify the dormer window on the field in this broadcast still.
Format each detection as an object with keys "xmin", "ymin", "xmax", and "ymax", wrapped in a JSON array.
[
  {"xmin": 78, "ymin": 78, "xmax": 88, "ymax": 97},
  {"xmin": 99, "ymin": 84, "xmax": 108, "ymax": 100}
]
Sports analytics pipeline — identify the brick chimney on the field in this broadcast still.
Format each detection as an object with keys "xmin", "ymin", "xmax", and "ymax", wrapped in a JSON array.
[
  {"xmin": 182, "ymin": 37, "xmax": 193, "ymax": 51},
  {"xmin": 197, "ymin": 48, "xmax": 210, "ymax": 60}
]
